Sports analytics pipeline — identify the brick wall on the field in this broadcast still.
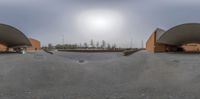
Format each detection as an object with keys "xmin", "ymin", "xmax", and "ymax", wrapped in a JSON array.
[
  {"xmin": 0, "ymin": 40, "xmax": 7, "ymax": 51},
  {"xmin": 27, "ymin": 38, "xmax": 41, "ymax": 51},
  {"xmin": 146, "ymin": 32, "xmax": 167, "ymax": 52},
  {"xmin": 0, "ymin": 43, "xmax": 7, "ymax": 51},
  {"xmin": 182, "ymin": 43, "xmax": 200, "ymax": 52},
  {"xmin": 146, "ymin": 32, "xmax": 156, "ymax": 52}
]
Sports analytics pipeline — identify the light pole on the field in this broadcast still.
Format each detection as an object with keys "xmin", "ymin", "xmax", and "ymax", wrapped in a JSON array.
[
  {"xmin": 62, "ymin": 34, "xmax": 65, "ymax": 45},
  {"xmin": 61, "ymin": 34, "xmax": 65, "ymax": 49},
  {"xmin": 129, "ymin": 32, "xmax": 133, "ymax": 48},
  {"xmin": 141, "ymin": 40, "xmax": 144, "ymax": 48}
]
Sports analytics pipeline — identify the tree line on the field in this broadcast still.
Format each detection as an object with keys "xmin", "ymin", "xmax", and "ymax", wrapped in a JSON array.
[{"xmin": 49, "ymin": 40, "xmax": 117, "ymax": 49}]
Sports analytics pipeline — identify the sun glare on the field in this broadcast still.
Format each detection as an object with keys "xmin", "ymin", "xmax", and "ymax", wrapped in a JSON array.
[{"xmin": 76, "ymin": 9, "xmax": 124, "ymax": 34}]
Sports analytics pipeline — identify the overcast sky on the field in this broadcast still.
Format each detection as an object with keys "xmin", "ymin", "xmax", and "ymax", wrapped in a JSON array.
[{"xmin": 0, "ymin": 0, "xmax": 200, "ymax": 47}]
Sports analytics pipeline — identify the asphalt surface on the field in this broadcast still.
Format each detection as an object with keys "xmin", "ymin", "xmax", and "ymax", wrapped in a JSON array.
[{"xmin": 0, "ymin": 51, "xmax": 200, "ymax": 99}]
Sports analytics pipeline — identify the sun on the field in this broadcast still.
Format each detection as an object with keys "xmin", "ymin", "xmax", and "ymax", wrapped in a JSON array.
[
  {"xmin": 76, "ymin": 9, "xmax": 124, "ymax": 34},
  {"xmin": 87, "ymin": 15, "xmax": 111, "ymax": 31}
]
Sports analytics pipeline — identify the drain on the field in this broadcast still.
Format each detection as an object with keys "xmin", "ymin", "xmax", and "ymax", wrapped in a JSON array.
[
  {"xmin": 78, "ymin": 59, "xmax": 84, "ymax": 63},
  {"xmin": 76, "ymin": 59, "xmax": 87, "ymax": 64},
  {"xmin": 172, "ymin": 59, "xmax": 179, "ymax": 63}
]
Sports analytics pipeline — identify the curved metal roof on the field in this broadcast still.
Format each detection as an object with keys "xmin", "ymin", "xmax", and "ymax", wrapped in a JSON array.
[
  {"xmin": 0, "ymin": 24, "xmax": 31, "ymax": 47},
  {"xmin": 157, "ymin": 23, "xmax": 200, "ymax": 45}
]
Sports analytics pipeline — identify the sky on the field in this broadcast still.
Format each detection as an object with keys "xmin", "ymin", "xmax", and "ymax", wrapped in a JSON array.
[{"xmin": 0, "ymin": 0, "xmax": 200, "ymax": 47}]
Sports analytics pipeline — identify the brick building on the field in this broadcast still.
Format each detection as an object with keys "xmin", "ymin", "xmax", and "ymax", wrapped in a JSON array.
[
  {"xmin": 0, "ymin": 38, "xmax": 41, "ymax": 52},
  {"xmin": 0, "ymin": 23, "xmax": 40, "ymax": 52},
  {"xmin": 146, "ymin": 23, "xmax": 200, "ymax": 52}
]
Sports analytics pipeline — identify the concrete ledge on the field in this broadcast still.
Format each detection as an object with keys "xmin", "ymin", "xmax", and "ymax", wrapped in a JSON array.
[
  {"xmin": 58, "ymin": 49, "xmax": 124, "ymax": 52},
  {"xmin": 123, "ymin": 49, "xmax": 141, "ymax": 56},
  {"xmin": 43, "ymin": 49, "xmax": 54, "ymax": 54}
]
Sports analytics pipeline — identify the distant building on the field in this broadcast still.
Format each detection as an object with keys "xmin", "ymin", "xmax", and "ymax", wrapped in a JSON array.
[{"xmin": 146, "ymin": 23, "xmax": 200, "ymax": 52}]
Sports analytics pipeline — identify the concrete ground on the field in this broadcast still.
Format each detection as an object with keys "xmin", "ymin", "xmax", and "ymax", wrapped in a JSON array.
[{"xmin": 0, "ymin": 51, "xmax": 200, "ymax": 99}]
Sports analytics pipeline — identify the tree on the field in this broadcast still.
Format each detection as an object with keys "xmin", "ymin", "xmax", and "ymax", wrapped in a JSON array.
[
  {"xmin": 90, "ymin": 39, "xmax": 94, "ymax": 48},
  {"xmin": 74, "ymin": 44, "xmax": 78, "ymax": 49},
  {"xmin": 101, "ymin": 40, "xmax": 106, "ymax": 49},
  {"xmin": 55, "ymin": 44, "xmax": 62, "ymax": 49},
  {"xmin": 112, "ymin": 43, "xmax": 117, "ymax": 49},
  {"xmin": 96, "ymin": 41, "xmax": 100, "ymax": 48},
  {"xmin": 84, "ymin": 42, "xmax": 88, "ymax": 48},
  {"xmin": 107, "ymin": 43, "xmax": 111, "ymax": 49}
]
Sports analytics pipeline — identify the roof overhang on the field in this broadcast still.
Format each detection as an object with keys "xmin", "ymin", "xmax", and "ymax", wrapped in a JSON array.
[
  {"xmin": 156, "ymin": 23, "xmax": 200, "ymax": 45},
  {"xmin": 0, "ymin": 24, "xmax": 31, "ymax": 47}
]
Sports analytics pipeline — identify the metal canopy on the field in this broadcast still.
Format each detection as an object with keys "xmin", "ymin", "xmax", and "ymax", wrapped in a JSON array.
[
  {"xmin": 0, "ymin": 24, "xmax": 31, "ymax": 47},
  {"xmin": 157, "ymin": 23, "xmax": 200, "ymax": 45}
]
